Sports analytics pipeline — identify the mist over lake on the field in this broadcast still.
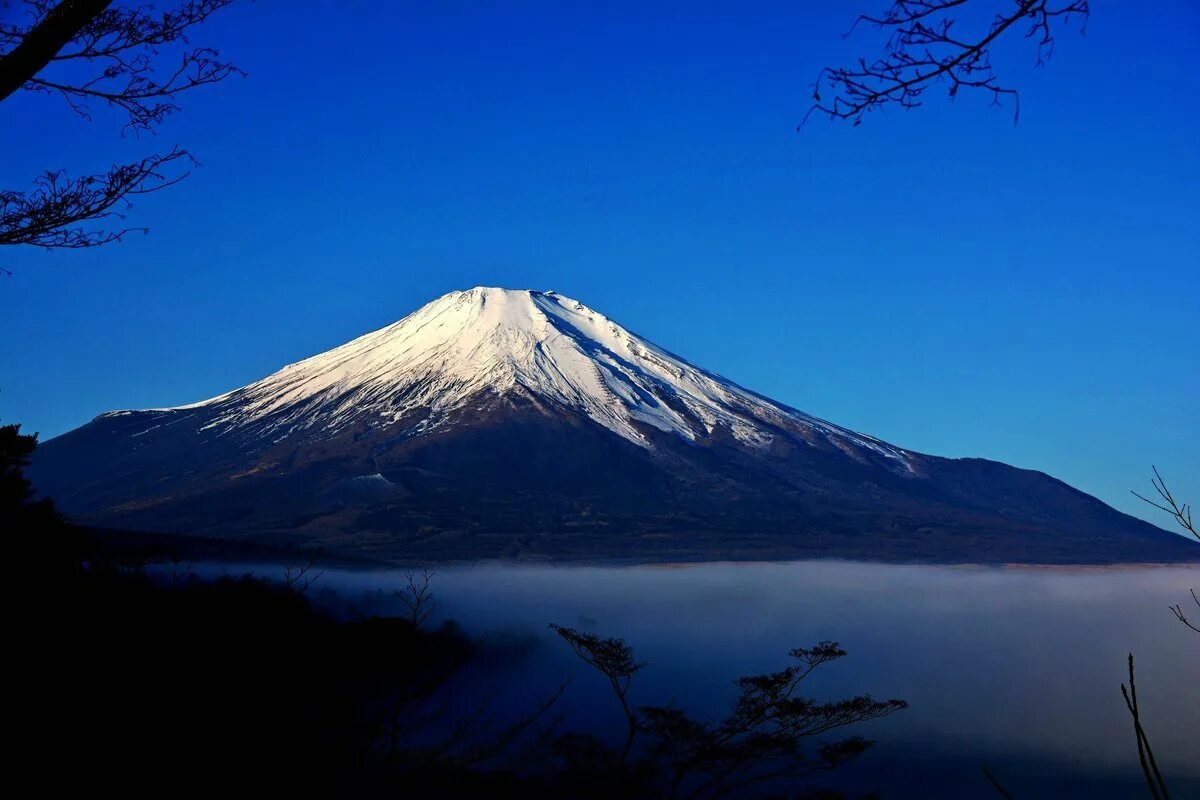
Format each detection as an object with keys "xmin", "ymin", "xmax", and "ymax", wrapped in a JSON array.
[{"xmin": 237, "ymin": 559, "xmax": 1198, "ymax": 799}]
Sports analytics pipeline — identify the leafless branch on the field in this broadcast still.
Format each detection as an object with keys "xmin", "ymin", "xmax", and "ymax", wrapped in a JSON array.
[
  {"xmin": 1133, "ymin": 466, "xmax": 1197, "ymax": 542},
  {"xmin": 396, "ymin": 569, "xmax": 438, "ymax": 628},
  {"xmin": 0, "ymin": 147, "xmax": 193, "ymax": 248},
  {"xmin": 807, "ymin": 0, "xmax": 1089, "ymax": 126},
  {"xmin": 0, "ymin": 1, "xmax": 240, "ymax": 258},
  {"xmin": 282, "ymin": 556, "xmax": 324, "ymax": 594},
  {"xmin": 1120, "ymin": 653, "xmax": 1171, "ymax": 800},
  {"xmin": 1132, "ymin": 467, "xmax": 1198, "ymax": 636},
  {"xmin": 983, "ymin": 764, "xmax": 1017, "ymax": 798},
  {"xmin": 1168, "ymin": 589, "xmax": 1200, "ymax": 635},
  {"xmin": 2, "ymin": 0, "xmax": 242, "ymax": 130}
]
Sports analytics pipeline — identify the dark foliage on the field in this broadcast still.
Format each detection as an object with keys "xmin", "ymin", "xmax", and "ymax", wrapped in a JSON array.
[{"xmin": 549, "ymin": 625, "xmax": 907, "ymax": 799}]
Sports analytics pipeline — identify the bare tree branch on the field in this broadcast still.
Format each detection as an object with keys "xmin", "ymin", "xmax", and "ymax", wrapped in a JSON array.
[
  {"xmin": 1168, "ymin": 589, "xmax": 1200, "ymax": 635},
  {"xmin": 807, "ymin": 0, "xmax": 1089, "ymax": 126},
  {"xmin": 0, "ymin": 0, "xmax": 115, "ymax": 102},
  {"xmin": 282, "ymin": 555, "xmax": 324, "ymax": 594},
  {"xmin": 396, "ymin": 569, "xmax": 438, "ymax": 628},
  {"xmin": 983, "ymin": 764, "xmax": 1017, "ymax": 798},
  {"xmin": 1133, "ymin": 466, "xmax": 1197, "ymax": 543},
  {"xmin": 1120, "ymin": 653, "xmax": 1172, "ymax": 800},
  {"xmin": 1132, "ymin": 467, "xmax": 1198, "ymax": 636},
  {"xmin": 1, "ymin": 1, "xmax": 240, "ymax": 257},
  {"xmin": 0, "ymin": 147, "xmax": 193, "ymax": 248},
  {"xmin": 2, "ymin": 0, "xmax": 241, "ymax": 129}
]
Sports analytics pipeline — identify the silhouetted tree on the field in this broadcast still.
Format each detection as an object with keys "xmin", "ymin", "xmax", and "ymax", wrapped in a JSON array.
[
  {"xmin": 0, "ymin": 0, "xmax": 241, "ymax": 256},
  {"xmin": 1, "ymin": 423, "xmax": 44, "ymax": 510},
  {"xmin": 808, "ymin": 0, "xmax": 1089, "ymax": 125},
  {"xmin": 397, "ymin": 569, "xmax": 439, "ymax": 629},
  {"xmin": 1, "ymin": 422, "xmax": 77, "ymax": 568},
  {"xmin": 282, "ymin": 555, "xmax": 325, "ymax": 593},
  {"xmin": 550, "ymin": 624, "xmax": 906, "ymax": 799}
]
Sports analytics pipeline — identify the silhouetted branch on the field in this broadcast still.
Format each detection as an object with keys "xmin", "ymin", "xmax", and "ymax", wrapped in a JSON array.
[
  {"xmin": 807, "ymin": 0, "xmax": 1089, "ymax": 126},
  {"xmin": 457, "ymin": 679, "xmax": 570, "ymax": 768},
  {"xmin": 0, "ymin": 147, "xmax": 193, "ymax": 248},
  {"xmin": 1120, "ymin": 653, "xmax": 1171, "ymax": 800},
  {"xmin": 1133, "ymin": 468, "xmax": 1198, "ymax": 636},
  {"xmin": 396, "ymin": 569, "xmax": 438, "ymax": 628},
  {"xmin": 1133, "ymin": 466, "xmax": 1197, "ymax": 543},
  {"xmin": 1168, "ymin": 589, "xmax": 1200, "ymax": 635},
  {"xmin": 282, "ymin": 556, "xmax": 324, "ymax": 594},
  {"xmin": 2, "ymin": 0, "xmax": 242, "ymax": 130},
  {"xmin": 550, "ymin": 623, "xmax": 644, "ymax": 766},
  {"xmin": 551, "ymin": 627, "xmax": 905, "ymax": 799},
  {"xmin": 0, "ymin": 0, "xmax": 113, "ymax": 102},
  {"xmin": 1, "ymin": 1, "xmax": 239, "ymax": 257},
  {"xmin": 983, "ymin": 764, "xmax": 1017, "ymax": 798}
]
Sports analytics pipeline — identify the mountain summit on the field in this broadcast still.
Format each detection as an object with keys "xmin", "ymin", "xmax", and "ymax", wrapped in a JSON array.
[
  {"xmin": 31, "ymin": 287, "xmax": 1196, "ymax": 564},
  {"xmin": 137, "ymin": 286, "xmax": 908, "ymax": 463}
]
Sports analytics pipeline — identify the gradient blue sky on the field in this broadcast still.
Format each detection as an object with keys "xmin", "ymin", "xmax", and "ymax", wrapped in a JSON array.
[{"xmin": 1, "ymin": 1, "xmax": 1197, "ymax": 528}]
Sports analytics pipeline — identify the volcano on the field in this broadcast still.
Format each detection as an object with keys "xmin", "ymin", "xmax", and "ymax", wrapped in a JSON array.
[{"xmin": 30, "ymin": 287, "xmax": 1196, "ymax": 563}]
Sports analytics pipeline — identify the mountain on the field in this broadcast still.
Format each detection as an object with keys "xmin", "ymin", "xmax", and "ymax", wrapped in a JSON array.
[{"xmin": 30, "ymin": 287, "xmax": 1196, "ymax": 564}]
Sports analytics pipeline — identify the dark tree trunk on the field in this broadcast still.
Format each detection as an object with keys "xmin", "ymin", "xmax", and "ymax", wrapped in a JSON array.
[{"xmin": 0, "ymin": 0, "xmax": 114, "ymax": 103}]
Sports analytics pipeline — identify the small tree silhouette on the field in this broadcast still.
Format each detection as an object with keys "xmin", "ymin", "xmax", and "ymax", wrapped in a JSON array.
[
  {"xmin": 550, "ymin": 624, "xmax": 644, "ymax": 766},
  {"xmin": 396, "ymin": 569, "xmax": 438, "ymax": 628},
  {"xmin": 550, "ymin": 625, "xmax": 906, "ymax": 799},
  {"xmin": 282, "ymin": 556, "xmax": 324, "ymax": 594}
]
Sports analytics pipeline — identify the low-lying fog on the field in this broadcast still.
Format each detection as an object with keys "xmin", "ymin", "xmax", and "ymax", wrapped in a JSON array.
[{"xmin": 206, "ymin": 560, "xmax": 1199, "ymax": 798}]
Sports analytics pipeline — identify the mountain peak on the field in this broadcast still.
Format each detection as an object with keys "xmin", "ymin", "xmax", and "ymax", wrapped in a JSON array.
[
  {"xmin": 38, "ymin": 288, "xmax": 1197, "ymax": 564},
  {"xmin": 102, "ymin": 287, "xmax": 910, "ymax": 465}
]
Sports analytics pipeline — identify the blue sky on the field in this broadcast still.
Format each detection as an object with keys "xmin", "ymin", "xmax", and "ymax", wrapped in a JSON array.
[{"xmin": 1, "ymin": 1, "xmax": 1197, "ymax": 528}]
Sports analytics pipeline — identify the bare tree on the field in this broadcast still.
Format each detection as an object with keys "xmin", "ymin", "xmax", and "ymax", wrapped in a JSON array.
[
  {"xmin": 0, "ymin": 0, "xmax": 240, "ymax": 256},
  {"xmin": 282, "ymin": 556, "xmax": 324, "ymax": 594},
  {"xmin": 808, "ymin": 0, "xmax": 1089, "ymax": 126},
  {"xmin": 396, "ymin": 569, "xmax": 438, "ymax": 628}
]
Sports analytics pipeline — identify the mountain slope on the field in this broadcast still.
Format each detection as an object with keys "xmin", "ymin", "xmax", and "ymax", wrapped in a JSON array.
[{"xmin": 31, "ymin": 287, "xmax": 1196, "ymax": 564}]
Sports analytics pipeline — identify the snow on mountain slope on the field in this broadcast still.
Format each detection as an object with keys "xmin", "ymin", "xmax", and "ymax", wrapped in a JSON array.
[{"xmin": 103, "ymin": 287, "xmax": 910, "ymax": 466}]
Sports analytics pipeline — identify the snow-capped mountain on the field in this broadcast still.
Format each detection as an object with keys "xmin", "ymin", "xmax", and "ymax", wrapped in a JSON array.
[
  {"xmin": 123, "ymin": 287, "xmax": 909, "ymax": 463},
  {"xmin": 31, "ymin": 287, "xmax": 1196, "ymax": 564}
]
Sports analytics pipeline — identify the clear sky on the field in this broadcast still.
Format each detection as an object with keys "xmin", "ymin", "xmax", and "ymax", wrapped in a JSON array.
[{"xmin": 1, "ymin": 1, "xmax": 1197, "ymax": 528}]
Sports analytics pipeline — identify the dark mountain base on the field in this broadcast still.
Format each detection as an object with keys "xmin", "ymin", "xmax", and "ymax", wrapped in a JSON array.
[
  {"xmin": 74, "ymin": 522, "xmax": 1200, "ymax": 567},
  {"xmin": 32, "ymin": 395, "xmax": 1198, "ymax": 566}
]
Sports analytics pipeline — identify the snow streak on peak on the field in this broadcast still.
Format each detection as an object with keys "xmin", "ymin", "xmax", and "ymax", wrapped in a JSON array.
[{"xmin": 125, "ymin": 287, "xmax": 910, "ymax": 466}]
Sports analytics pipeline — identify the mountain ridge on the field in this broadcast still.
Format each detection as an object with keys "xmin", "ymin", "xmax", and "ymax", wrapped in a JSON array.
[{"xmin": 30, "ymin": 286, "xmax": 1197, "ymax": 564}]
